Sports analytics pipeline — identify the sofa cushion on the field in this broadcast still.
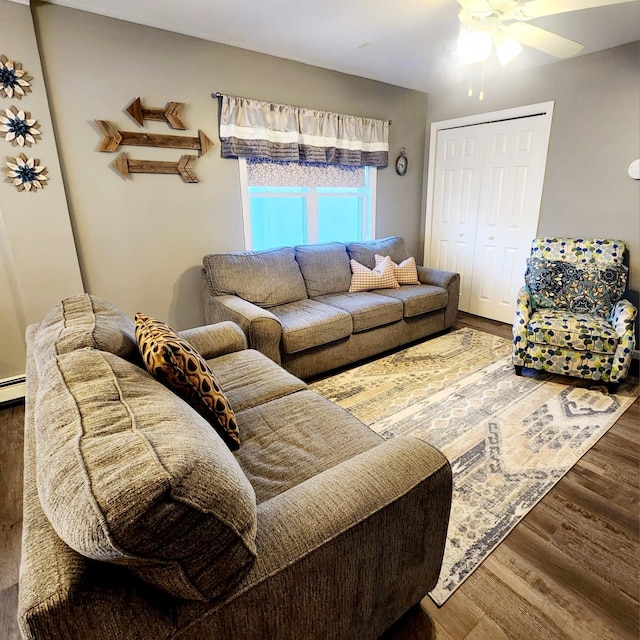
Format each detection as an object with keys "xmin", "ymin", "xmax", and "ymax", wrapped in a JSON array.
[
  {"xmin": 35, "ymin": 348, "xmax": 257, "ymax": 601},
  {"xmin": 528, "ymin": 309, "xmax": 619, "ymax": 354},
  {"xmin": 208, "ymin": 349, "xmax": 307, "ymax": 412},
  {"xmin": 234, "ymin": 390, "xmax": 382, "ymax": 503},
  {"xmin": 135, "ymin": 312, "xmax": 240, "ymax": 450},
  {"xmin": 374, "ymin": 285, "xmax": 448, "ymax": 318},
  {"xmin": 524, "ymin": 257, "xmax": 627, "ymax": 317},
  {"xmin": 375, "ymin": 254, "xmax": 420, "ymax": 285},
  {"xmin": 314, "ymin": 292, "xmax": 403, "ymax": 333},
  {"xmin": 34, "ymin": 293, "xmax": 139, "ymax": 367},
  {"xmin": 349, "ymin": 256, "xmax": 400, "ymax": 292},
  {"xmin": 203, "ymin": 247, "xmax": 308, "ymax": 309},
  {"xmin": 347, "ymin": 236, "xmax": 410, "ymax": 270},
  {"xmin": 270, "ymin": 300, "xmax": 352, "ymax": 354},
  {"xmin": 295, "ymin": 242, "xmax": 352, "ymax": 297}
]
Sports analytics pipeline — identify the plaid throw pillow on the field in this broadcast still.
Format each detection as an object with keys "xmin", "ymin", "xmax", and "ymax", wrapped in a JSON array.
[
  {"xmin": 348, "ymin": 255, "xmax": 400, "ymax": 292},
  {"xmin": 135, "ymin": 312, "xmax": 240, "ymax": 450},
  {"xmin": 374, "ymin": 254, "xmax": 420, "ymax": 285}
]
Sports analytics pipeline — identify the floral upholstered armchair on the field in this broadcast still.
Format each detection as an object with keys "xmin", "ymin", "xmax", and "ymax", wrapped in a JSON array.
[{"xmin": 512, "ymin": 238, "xmax": 637, "ymax": 392}]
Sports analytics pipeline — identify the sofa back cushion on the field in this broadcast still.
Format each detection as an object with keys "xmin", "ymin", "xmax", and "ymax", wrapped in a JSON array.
[
  {"xmin": 347, "ymin": 236, "xmax": 410, "ymax": 270},
  {"xmin": 35, "ymin": 348, "xmax": 257, "ymax": 601},
  {"xmin": 33, "ymin": 293, "xmax": 139, "ymax": 370},
  {"xmin": 203, "ymin": 247, "xmax": 308, "ymax": 308},
  {"xmin": 294, "ymin": 242, "xmax": 352, "ymax": 297}
]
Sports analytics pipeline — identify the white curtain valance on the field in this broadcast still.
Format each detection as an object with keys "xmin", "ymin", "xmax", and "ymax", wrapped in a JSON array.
[{"xmin": 218, "ymin": 95, "xmax": 389, "ymax": 168}]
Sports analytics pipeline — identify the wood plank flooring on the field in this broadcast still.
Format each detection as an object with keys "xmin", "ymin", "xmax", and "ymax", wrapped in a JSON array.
[{"xmin": 1, "ymin": 312, "xmax": 637, "ymax": 640}]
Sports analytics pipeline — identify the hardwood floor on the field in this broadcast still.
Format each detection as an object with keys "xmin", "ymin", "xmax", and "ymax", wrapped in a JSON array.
[{"xmin": 1, "ymin": 312, "xmax": 637, "ymax": 639}]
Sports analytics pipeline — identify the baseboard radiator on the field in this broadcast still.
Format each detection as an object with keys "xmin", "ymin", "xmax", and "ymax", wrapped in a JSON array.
[{"xmin": 0, "ymin": 375, "xmax": 26, "ymax": 405}]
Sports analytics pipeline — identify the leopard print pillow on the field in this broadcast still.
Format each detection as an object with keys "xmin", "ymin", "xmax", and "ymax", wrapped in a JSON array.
[{"xmin": 135, "ymin": 312, "xmax": 240, "ymax": 450}]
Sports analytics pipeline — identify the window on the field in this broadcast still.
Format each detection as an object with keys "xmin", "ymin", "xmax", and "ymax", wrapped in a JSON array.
[{"xmin": 239, "ymin": 158, "xmax": 376, "ymax": 251}]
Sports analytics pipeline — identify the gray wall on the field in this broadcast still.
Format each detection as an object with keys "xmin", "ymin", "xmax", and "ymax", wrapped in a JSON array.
[
  {"xmin": 0, "ymin": 0, "xmax": 82, "ymax": 381},
  {"xmin": 424, "ymin": 42, "xmax": 640, "ymax": 304},
  {"xmin": 32, "ymin": 3, "xmax": 428, "ymax": 329}
]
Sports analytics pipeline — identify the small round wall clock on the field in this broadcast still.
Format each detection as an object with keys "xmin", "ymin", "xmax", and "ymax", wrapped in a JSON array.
[{"xmin": 395, "ymin": 147, "xmax": 408, "ymax": 176}]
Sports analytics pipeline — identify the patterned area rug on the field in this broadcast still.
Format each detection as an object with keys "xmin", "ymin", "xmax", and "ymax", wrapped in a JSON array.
[{"xmin": 310, "ymin": 328, "xmax": 639, "ymax": 605}]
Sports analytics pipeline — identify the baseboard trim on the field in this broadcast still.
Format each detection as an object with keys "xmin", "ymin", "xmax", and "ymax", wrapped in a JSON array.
[{"xmin": 0, "ymin": 375, "xmax": 26, "ymax": 405}]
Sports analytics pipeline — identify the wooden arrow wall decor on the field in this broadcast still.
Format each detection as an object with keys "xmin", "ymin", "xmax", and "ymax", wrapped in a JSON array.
[
  {"xmin": 112, "ymin": 152, "xmax": 199, "ymax": 183},
  {"xmin": 95, "ymin": 120, "xmax": 213, "ymax": 156},
  {"xmin": 125, "ymin": 97, "xmax": 187, "ymax": 129}
]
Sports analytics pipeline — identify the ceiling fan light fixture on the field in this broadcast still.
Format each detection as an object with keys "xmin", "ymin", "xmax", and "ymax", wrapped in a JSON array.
[
  {"xmin": 457, "ymin": 28, "xmax": 493, "ymax": 65},
  {"xmin": 494, "ymin": 32, "xmax": 523, "ymax": 66}
]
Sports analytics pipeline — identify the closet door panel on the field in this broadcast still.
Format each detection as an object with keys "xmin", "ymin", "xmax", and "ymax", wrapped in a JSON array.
[{"xmin": 428, "ymin": 126, "xmax": 484, "ymax": 312}]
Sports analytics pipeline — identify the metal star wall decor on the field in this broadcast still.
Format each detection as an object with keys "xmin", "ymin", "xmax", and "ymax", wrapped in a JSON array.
[
  {"xmin": 0, "ymin": 106, "xmax": 41, "ymax": 147},
  {"xmin": 0, "ymin": 55, "xmax": 32, "ymax": 99},
  {"xmin": 5, "ymin": 153, "xmax": 48, "ymax": 192}
]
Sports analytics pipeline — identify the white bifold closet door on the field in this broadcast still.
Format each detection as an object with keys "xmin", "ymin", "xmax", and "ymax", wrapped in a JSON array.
[{"xmin": 426, "ymin": 105, "xmax": 553, "ymax": 324}]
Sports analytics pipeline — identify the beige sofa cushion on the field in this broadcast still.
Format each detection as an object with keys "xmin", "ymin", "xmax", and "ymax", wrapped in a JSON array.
[
  {"xmin": 203, "ymin": 247, "xmax": 308, "ymax": 308},
  {"xmin": 313, "ymin": 292, "xmax": 403, "ymax": 333},
  {"xmin": 374, "ymin": 285, "xmax": 448, "ymax": 318},
  {"xmin": 294, "ymin": 242, "xmax": 352, "ymax": 297},
  {"xmin": 35, "ymin": 348, "xmax": 257, "ymax": 601},
  {"xmin": 34, "ymin": 293, "xmax": 138, "ymax": 367},
  {"xmin": 270, "ymin": 300, "xmax": 352, "ymax": 354}
]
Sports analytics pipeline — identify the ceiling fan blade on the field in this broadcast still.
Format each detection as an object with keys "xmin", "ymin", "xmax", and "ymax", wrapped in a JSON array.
[
  {"xmin": 456, "ymin": 0, "xmax": 492, "ymax": 13},
  {"xmin": 515, "ymin": 0, "xmax": 638, "ymax": 20},
  {"xmin": 505, "ymin": 22, "xmax": 584, "ymax": 57}
]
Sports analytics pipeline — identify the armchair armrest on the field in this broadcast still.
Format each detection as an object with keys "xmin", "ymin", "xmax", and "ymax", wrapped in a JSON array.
[
  {"xmin": 417, "ymin": 266, "xmax": 460, "ymax": 329},
  {"xmin": 512, "ymin": 286, "xmax": 532, "ymax": 365},
  {"xmin": 609, "ymin": 299, "xmax": 638, "ymax": 382},
  {"xmin": 198, "ymin": 436, "xmax": 451, "ymax": 638},
  {"xmin": 179, "ymin": 321, "xmax": 247, "ymax": 360}
]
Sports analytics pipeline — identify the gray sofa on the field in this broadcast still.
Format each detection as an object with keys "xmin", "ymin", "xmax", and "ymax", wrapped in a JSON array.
[
  {"xmin": 202, "ymin": 236, "xmax": 460, "ymax": 378},
  {"xmin": 19, "ymin": 293, "xmax": 452, "ymax": 640}
]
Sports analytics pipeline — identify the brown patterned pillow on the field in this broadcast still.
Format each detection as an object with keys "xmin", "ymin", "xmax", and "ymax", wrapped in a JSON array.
[{"xmin": 135, "ymin": 312, "xmax": 240, "ymax": 450}]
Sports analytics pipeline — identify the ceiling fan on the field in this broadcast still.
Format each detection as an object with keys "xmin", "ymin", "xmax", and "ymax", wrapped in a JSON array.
[{"xmin": 456, "ymin": 0, "xmax": 637, "ymax": 65}]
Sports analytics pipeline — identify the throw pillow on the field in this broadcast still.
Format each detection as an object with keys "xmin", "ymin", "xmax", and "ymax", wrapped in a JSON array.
[
  {"xmin": 374, "ymin": 254, "xmax": 420, "ymax": 285},
  {"xmin": 135, "ymin": 312, "xmax": 240, "ymax": 450},
  {"xmin": 348, "ymin": 256, "xmax": 400, "ymax": 292},
  {"xmin": 524, "ymin": 258, "xmax": 628, "ymax": 317}
]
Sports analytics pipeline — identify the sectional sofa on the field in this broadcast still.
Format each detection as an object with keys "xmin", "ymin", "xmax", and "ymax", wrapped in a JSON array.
[
  {"xmin": 19, "ymin": 293, "xmax": 453, "ymax": 640},
  {"xmin": 201, "ymin": 236, "xmax": 460, "ymax": 378}
]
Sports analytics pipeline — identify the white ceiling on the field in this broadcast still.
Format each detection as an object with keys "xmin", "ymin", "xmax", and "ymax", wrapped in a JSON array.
[{"xmin": 39, "ymin": 0, "xmax": 640, "ymax": 92}]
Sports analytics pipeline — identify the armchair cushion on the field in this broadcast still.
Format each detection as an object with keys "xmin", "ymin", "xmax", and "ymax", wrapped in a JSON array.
[
  {"xmin": 525, "ymin": 258, "xmax": 627, "ymax": 317},
  {"xmin": 528, "ymin": 309, "xmax": 618, "ymax": 354}
]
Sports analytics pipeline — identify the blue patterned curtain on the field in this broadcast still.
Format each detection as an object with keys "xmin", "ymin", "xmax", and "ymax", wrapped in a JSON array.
[{"xmin": 218, "ymin": 94, "xmax": 389, "ymax": 168}]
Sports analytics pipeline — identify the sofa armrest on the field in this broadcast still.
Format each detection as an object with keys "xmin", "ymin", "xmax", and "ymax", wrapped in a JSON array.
[
  {"xmin": 179, "ymin": 321, "xmax": 248, "ymax": 360},
  {"xmin": 202, "ymin": 278, "xmax": 283, "ymax": 364},
  {"xmin": 189, "ymin": 437, "xmax": 451, "ymax": 639},
  {"xmin": 609, "ymin": 298, "xmax": 638, "ymax": 381},
  {"xmin": 417, "ymin": 266, "xmax": 460, "ymax": 329}
]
